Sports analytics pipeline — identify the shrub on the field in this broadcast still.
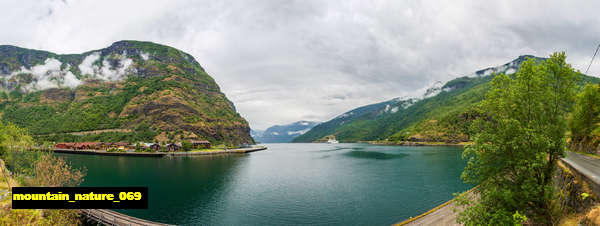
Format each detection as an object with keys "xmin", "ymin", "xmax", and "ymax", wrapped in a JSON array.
[{"xmin": 182, "ymin": 140, "xmax": 192, "ymax": 152}]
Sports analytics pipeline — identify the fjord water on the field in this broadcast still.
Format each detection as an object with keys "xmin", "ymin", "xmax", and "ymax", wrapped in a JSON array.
[{"xmin": 58, "ymin": 143, "xmax": 471, "ymax": 225}]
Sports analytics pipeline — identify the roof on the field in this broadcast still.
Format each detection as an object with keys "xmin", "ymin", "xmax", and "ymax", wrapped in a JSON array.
[
  {"xmin": 56, "ymin": 142, "xmax": 75, "ymax": 145},
  {"xmin": 79, "ymin": 142, "xmax": 100, "ymax": 145},
  {"xmin": 190, "ymin": 140, "xmax": 210, "ymax": 144}
]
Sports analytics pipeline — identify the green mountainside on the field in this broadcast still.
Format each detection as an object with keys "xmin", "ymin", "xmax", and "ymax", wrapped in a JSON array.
[
  {"xmin": 0, "ymin": 40, "xmax": 253, "ymax": 145},
  {"xmin": 294, "ymin": 55, "xmax": 600, "ymax": 143}
]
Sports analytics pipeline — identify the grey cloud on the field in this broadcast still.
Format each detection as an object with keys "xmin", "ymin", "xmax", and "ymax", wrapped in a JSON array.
[{"xmin": 1, "ymin": 0, "xmax": 599, "ymax": 129}]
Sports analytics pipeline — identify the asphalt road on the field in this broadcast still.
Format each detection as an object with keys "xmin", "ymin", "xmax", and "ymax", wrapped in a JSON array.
[
  {"xmin": 562, "ymin": 151, "xmax": 600, "ymax": 186},
  {"xmin": 400, "ymin": 201, "xmax": 461, "ymax": 226}
]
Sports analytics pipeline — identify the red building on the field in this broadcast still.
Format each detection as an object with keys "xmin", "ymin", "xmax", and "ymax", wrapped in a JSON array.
[{"xmin": 55, "ymin": 143, "xmax": 74, "ymax": 149}]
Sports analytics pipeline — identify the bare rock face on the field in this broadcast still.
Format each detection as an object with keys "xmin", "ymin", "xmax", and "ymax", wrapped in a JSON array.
[{"xmin": 0, "ymin": 40, "xmax": 253, "ymax": 145}]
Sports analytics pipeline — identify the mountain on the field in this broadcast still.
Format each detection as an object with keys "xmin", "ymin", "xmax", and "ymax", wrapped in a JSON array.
[
  {"xmin": 252, "ymin": 121, "xmax": 319, "ymax": 143},
  {"xmin": 294, "ymin": 55, "xmax": 600, "ymax": 143},
  {"xmin": 250, "ymin": 129, "xmax": 264, "ymax": 138},
  {"xmin": 0, "ymin": 40, "xmax": 253, "ymax": 145}
]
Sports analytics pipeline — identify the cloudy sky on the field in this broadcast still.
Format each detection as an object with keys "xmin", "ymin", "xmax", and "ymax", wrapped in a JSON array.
[{"xmin": 1, "ymin": 0, "xmax": 600, "ymax": 129}]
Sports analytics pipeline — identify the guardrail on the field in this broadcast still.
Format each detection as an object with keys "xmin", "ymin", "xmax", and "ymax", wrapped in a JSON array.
[{"xmin": 81, "ymin": 209, "xmax": 173, "ymax": 226}]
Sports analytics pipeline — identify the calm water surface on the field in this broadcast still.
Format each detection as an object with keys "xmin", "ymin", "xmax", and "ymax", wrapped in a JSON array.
[{"xmin": 58, "ymin": 143, "xmax": 472, "ymax": 225}]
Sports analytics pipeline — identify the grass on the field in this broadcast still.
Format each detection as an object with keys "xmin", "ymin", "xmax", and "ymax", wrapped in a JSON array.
[
  {"xmin": 558, "ymin": 213, "xmax": 580, "ymax": 226},
  {"xmin": 0, "ymin": 159, "xmax": 46, "ymax": 225},
  {"xmin": 189, "ymin": 148, "xmax": 225, "ymax": 153},
  {"xmin": 578, "ymin": 151, "xmax": 600, "ymax": 160},
  {"xmin": 189, "ymin": 144, "xmax": 229, "ymax": 152},
  {"xmin": 584, "ymin": 206, "xmax": 600, "ymax": 225},
  {"xmin": 0, "ymin": 160, "xmax": 18, "ymax": 191},
  {"xmin": 557, "ymin": 206, "xmax": 600, "ymax": 226},
  {"xmin": 0, "ymin": 161, "xmax": 14, "ymax": 206}
]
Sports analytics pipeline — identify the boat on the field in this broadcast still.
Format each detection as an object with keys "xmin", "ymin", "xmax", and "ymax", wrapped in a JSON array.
[{"xmin": 327, "ymin": 138, "xmax": 339, "ymax": 144}]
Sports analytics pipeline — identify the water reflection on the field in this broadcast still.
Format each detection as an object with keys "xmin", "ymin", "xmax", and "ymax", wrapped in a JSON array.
[
  {"xmin": 57, "ymin": 154, "xmax": 246, "ymax": 224},
  {"xmin": 55, "ymin": 143, "xmax": 471, "ymax": 226},
  {"xmin": 343, "ymin": 150, "xmax": 409, "ymax": 160}
]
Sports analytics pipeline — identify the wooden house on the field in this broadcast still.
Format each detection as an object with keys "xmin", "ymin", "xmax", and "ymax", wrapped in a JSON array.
[
  {"xmin": 99, "ymin": 142, "xmax": 112, "ymax": 150},
  {"xmin": 75, "ymin": 142, "xmax": 100, "ymax": 150},
  {"xmin": 149, "ymin": 143, "xmax": 161, "ymax": 151},
  {"xmin": 166, "ymin": 143, "xmax": 181, "ymax": 152},
  {"xmin": 190, "ymin": 140, "xmax": 211, "ymax": 149},
  {"xmin": 55, "ymin": 143, "xmax": 74, "ymax": 149},
  {"xmin": 113, "ymin": 142, "xmax": 129, "ymax": 150}
]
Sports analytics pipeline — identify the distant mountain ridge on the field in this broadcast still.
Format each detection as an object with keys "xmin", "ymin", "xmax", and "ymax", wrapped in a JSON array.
[
  {"xmin": 294, "ymin": 55, "xmax": 599, "ymax": 143},
  {"xmin": 0, "ymin": 40, "xmax": 253, "ymax": 145},
  {"xmin": 253, "ymin": 121, "xmax": 319, "ymax": 143}
]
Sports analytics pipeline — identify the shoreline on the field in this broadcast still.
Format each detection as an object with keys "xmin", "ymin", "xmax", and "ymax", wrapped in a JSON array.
[
  {"xmin": 51, "ymin": 146, "xmax": 267, "ymax": 157},
  {"xmin": 367, "ymin": 141, "xmax": 470, "ymax": 147},
  {"xmin": 394, "ymin": 186, "xmax": 478, "ymax": 226}
]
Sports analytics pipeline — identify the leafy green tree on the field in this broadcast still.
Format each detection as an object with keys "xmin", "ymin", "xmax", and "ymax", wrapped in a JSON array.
[
  {"xmin": 569, "ymin": 83, "xmax": 600, "ymax": 153},
  {"xmin": 181, "ymin": 140, "xmax": 192, "ymax": 152},
  {"xmin": 456, "ymin": 52, "xmax": 577, "ymax": 225},
  {"xmin": 135, "ymin": 142, "xmax": 143, "ymax": 152}
]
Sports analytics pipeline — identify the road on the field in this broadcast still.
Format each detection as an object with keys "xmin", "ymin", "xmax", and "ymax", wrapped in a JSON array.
[
  {"xmin": 562, "ymin": 151, "xmax": 600, "ymax": 186},
  {"xmin": 398, "ymin": 201, "xmax": 461, "ymax": 226}
]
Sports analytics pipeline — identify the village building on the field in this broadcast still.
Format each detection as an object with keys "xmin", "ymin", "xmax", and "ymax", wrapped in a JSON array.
[
  {"xmin": 99, "ymin": 142, "xmax": 113, "ymax": 150},
  {"xmin": 112, "ymin": 142, "xmax": 129, "ymax": 150},
  {"xmin": 190, "ymin": 140, "xmax": 211, "ymax": 149},
  {"xmin": 56, "ymin": 142, "xmax": 101, "ymax": 150},
  {"xmin": 75, "ymin": 142, "xmax": 100, "ymax": 150},
  {"xmin": 166, "ymin": 143, "xmax": 181, "ymax": 152},
  {"xmin": 55, "ymin": 143, "xmax": 75, "ymax": 149},
  {"xmin": 149, "ymin": 143, "xmax": 161, "ymax": 151}
]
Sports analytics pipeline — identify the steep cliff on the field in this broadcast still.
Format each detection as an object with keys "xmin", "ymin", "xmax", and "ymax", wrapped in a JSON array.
[{"xmin": 0, "ymin": 40, "xmax": 253, "ymax": 145}]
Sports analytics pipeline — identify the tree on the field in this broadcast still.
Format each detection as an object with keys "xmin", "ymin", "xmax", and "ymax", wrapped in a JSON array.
[
  {"xmin": 569, "ymin": 83, "xmax": 600, "ymax": 153},
  {"xmin": 135, "ymin": 142, "xmax": 143, "ymax": 152},
  {"xmin": 456, "ymin": 52, "xmax": 577, "ymax": 225},
  {"xmin": 181, "ymin": 140, "xmax": 192, "ymax": 152},
  {"xmin": 1, "ymin": 122, "xmax": 35, "ymax": 177}
]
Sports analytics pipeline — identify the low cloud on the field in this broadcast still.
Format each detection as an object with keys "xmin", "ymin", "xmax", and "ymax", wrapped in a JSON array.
[
  {"xmin": 8, "ymin": 58, "xmax": 82, "ymax": 91},
  {"xmin": 78, "ymin": 52, "xmax": 101, "ymax": 76},
  {"xmin": 140, "ymin": 52, "xmax": 150, "ymax": 61},
  {"xmin": 2, "ymin": 51, "xmax": 137, "ymax": 92},
  {"xmin": 78, "ymin": 51, "xmax": 136, "ymax": 81}
]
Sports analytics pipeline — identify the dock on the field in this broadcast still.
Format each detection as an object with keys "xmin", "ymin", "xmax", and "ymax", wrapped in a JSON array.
[{"xmin": 81, "ymin": 209, "xmax": 173, "ymax": 226}]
